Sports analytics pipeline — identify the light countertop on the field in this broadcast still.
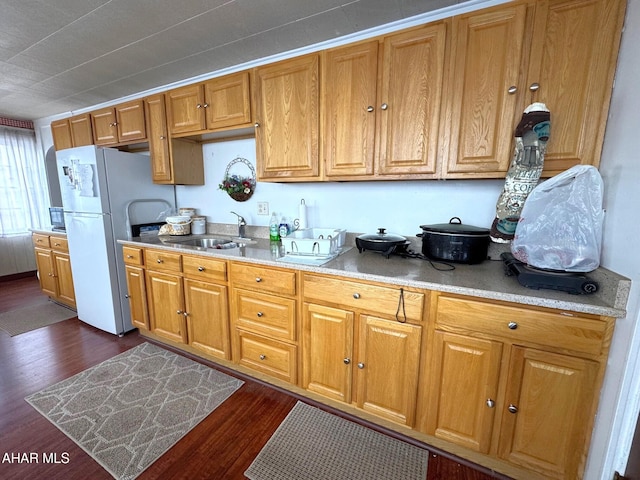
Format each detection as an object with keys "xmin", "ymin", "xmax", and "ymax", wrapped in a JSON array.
[{"xmin": 119, "ymin": 233, "xmax": 631, "ymax": 319}]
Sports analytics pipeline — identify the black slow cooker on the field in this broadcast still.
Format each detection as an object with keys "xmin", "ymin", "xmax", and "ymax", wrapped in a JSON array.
[{"xmin": 418, "ymin": 217, "xmax": 490, "ymax": 264}]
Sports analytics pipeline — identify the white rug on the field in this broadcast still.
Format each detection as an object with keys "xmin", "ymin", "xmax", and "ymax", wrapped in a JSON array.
[{"xmin": 0, "ymin": 301, "xmax": 76, "ymax": 336}]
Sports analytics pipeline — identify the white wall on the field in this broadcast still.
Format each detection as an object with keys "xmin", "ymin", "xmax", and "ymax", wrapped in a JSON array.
[{"xmin": 176, "ymin": 138, "xmax": 505, "ymax": 234}]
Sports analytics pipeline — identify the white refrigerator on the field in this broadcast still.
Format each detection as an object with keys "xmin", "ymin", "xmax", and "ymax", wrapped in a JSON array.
[{"xmin": 57, "ymin": 145, "xmax": 175, "ymax": 335}]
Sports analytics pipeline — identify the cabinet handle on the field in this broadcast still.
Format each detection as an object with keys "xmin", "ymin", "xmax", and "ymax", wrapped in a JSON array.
[
  {"xmin": 159, "ymin": 135, "xmax": 166, "ymax": 140},
  {"xmin": 380, "ymin": 103, "xmax": 388, "ymax": 110},
  {"xmin": 259, "ymin": 354, "xmax": 266, "ymax": 360},
  {"xmin": 198, "ymin": 266, "xmax": 205, "ymax": 272},
  {"xmin": 508, "ymin": 321, "xmax": 518, "ymax": 330},
  {"xmin": 357, "ymin": 362, "xmax": 365, "ymax": 369},
  {"xmin": 486, "ymin": 399, "xmax": 495, "ymax": 408},
  {"xmin": 529, "ymin": 82, "xmax": 540, "ymax": 92},
  {"xmin": 254, "ymin": 122, "xmax": 260, "ymax": 128},
  {"xmin": 126, "ymin": 255, "xmax": 133, "ymax": 259},
  {"xmin": 257, "ymin": 312, "xmax": 264, "ymax": 317},
  {"xmin": 508, "ymin": 404, "xmax": 519, "ymax": 414},
  {"xmin": 54, "ymin": 242, "xmax": 61, "ymax": 247},
  {"xmin": 157, "ymin": 258, "xmax": 163, "ymax": 263},
  {"xmin": 367, "ymin": 106, "xmax": 374, "ymax": 112},
  {"xmin": 353, "ymin": 293, "xmax": 360, "ymax": 299},
  {"xmin": 507, "ymin": 85, "xmax": 517, "ymax": 94},
  {"xmin": 343, "ymin": 358, "xmax": 351, "ymax": 365},
  {"xmin": 255, "ymin": 277, "xmax": 262, "ymax": 282}
]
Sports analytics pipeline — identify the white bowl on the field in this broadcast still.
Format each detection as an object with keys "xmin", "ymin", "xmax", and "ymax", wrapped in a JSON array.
[{"xmin": 166, "ymin": 215, "xmax": 191, "ymax": 224}]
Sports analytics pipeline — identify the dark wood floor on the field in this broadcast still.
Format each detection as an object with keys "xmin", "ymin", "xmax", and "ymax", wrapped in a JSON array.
[{"xmin": 0, "ymin": 275, "xmax": 504, "ymax": 480}]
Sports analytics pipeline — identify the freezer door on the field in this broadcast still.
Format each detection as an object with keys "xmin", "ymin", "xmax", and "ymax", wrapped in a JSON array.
[
  {"xmin": 64, "ymin": 211, "xmax": 130, "ymax": 334},
  {"xmin": 56, "ymin": 145, "xmax": 109, "ymax": 214}
]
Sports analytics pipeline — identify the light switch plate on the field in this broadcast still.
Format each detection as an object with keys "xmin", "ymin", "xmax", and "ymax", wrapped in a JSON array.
[{"xmin": 257, "ymin": 202, "xmax": 269, "ymax": 215}]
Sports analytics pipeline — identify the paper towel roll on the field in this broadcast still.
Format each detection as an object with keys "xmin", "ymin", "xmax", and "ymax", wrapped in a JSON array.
[{"xmin": 299, "ymin": 199, "xmax": 307, "ymax": 229}]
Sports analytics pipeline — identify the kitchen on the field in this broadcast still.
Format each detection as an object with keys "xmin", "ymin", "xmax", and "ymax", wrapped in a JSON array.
[{"xmin": 1, "ymin": 0, "xmax": 639, "ymax": 479}]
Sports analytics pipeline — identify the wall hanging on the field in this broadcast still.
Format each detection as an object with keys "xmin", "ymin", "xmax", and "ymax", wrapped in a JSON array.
[{"xmin": 218, "ymin": 157, "xmax": 256, "ymax": 202}]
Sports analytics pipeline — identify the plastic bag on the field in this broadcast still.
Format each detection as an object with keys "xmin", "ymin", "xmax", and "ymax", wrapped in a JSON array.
[{"xmin": 511, "ymin": 165, "xmax": 604, "ymax": 272}]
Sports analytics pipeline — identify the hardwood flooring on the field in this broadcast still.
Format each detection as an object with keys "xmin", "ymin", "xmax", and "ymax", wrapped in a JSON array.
[{"xmin": 0, "ymin": 275, "xmax": 504, "ymax": 480}]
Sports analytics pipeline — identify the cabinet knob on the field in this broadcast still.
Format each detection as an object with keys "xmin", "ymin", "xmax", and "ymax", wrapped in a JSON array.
[
  {"xmin": 259, "ymin": 354, "xmax": 266, "ymax": 360},
  {"xmin": 380, "ymin": 103, "xmax": 388, "ymax": 110},
  {"xmin": 367, "ymin": 106, "xmax": 374, "ymax": 112},
  {"xmin": 508, "ymin": 404, "xmax": 519, "ymax": 414},
  {"xmin": 357, "ymin": 362, "xmax": 365, "ymax": 369},
  {"xmin": 529, "ymin": 82, "xmax": 540, "ymax": 92},
  {"xmin": 255, "ymin": 277, "xmax": 262, "ymax": 282},
  {"xmin": 254, "ymin": 122, "xmax": 260, "ymax": 128},
  {"xmin": 198, "ymin": 266, "xmax": 205, "ymax": 272},
  {"xmin": 183, "ymin": 311, "xmax": 189, "ymax": 317},
  {"xmin": 176, "ymin": 310, "xmax": 183, "ymax": 315},
  {"xmin": 196, "ymin": 103, "xmax": 203, "ymax": 109},
  {"xmin": 486, "ymin": 399, "xmax": 495, "ymax": 408},
  {"xmin": 353, "ymin": 293, "xmax": 360, "ymax": 299},
  {"xmin": 508, "ymin": 321, "xmax": 518, "ymax": 330},
  {"xmin": 203, "ymin": 103, "xmax": 209, "ymax": 108},
  {"xmin": 257, "ymin": 312, "xmax": 264, "ymax": 317},
  {"xmin": 159, "ymin": 135, "xmax": 166, "ymax": 140},
  {"xmin": 157, "ymin": 258, "xmax": 163, "ymax": 263},
  {"xmin": 507, "ymin": 85, "xmax": 517, "ymax": 94},
  {"xmin": 125, "ymin": 294, "xmax": 130, "ymax": 299},
  {"xmin": 343, "ymin": 358, "xmax": 351, "ymax": 365},
  {"xmin": 126, "ymin": 255, "xmax": 133, "ymax": 259}
]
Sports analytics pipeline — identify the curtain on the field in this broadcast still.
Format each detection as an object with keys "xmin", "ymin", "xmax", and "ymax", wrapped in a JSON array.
[{"xmin": 0, "ymin": 126, "xmax": 50, "ymax": 235}]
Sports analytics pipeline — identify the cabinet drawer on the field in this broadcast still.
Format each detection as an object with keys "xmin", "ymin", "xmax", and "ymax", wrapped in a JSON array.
[
  {"xmin": 303, "ymin": 274, "xmax": 424, "ymax": 322},
  {"xmin": 32, "ymin": 234, "xmax": 50, "ymax": 248},
  {"xmin": 235, "ymin": 331, "xmax": 297, "ymax": 384},
  {"xmin": 183, "ymin": 255, "xmax": 226, "ymax": 282},
  {"xmin": 49, "ymin": 236, "xmax": 69, "ymax": 252},
  {"xmin": 230, "ymin": 262, "xmax": 296, "ymax": 296},
  {"xmin": 436, "ymin": 295, "xmax": 608, "ymax": 356},
  {"xmin": 233, "ymin": 288, "xmax": 296, "ymax": 341},
  {"xmin": 145, "ymin": 249, "xmax": 182, "ymax": 273},
  {"xmin": 123, "ymin": 246, "xmax": 144, "ymax": 265}
]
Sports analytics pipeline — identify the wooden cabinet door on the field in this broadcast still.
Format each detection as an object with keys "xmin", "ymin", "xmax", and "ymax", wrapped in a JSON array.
[
  {"xmin": 34, "ymin": 247, "xmax": 57, "ymax": 298},
  {"xmin": 254, "ymin": 54, "xmax": 320, "ymax": 180},
  {"xmin": 526, "ymin": 0, "xmax": 626, "ymax": 176},
  {"xmin": 443, "ymin": 3, "xmax": 528, "ymax": 177},
  {"xmin": 116, "ymin": 100, "xmax": 146, "ymax": 143},
  {"xmin": 323, "ymin": 41, "xmax": 379, "ymax": 177},
  {"xmin": 184, "ymin": 278, "xmax": 230, "ymax": 360},
  {"xmin": 145, "ymin": 94, "xmax": 172, "ymax": 183},
  {"xmin": 51, "ymin": 119, "xmax": 73, "ymax": 151},
  {"xmin": 69, "ymin": 114, "xmax": 94, "ymax": 146},
  {"xmin": 166, "ymin": 84, "xmax": 206, "ymax": 135},
  {"xmin": 302, "ymin": 302, "xmax": 354, "ymax": 403},
  {"xmin": 146, "ymin": 270, "xmax": 187, "ymax": 344},
  {"xmin": 498, "ymin": 347, "xmax": 599, "ymax": 480},
  {"xmin": 377, "ymin": 22, "xmax": 447, "ymax": 177},
  {"xmin": 422, "ymin": 331, "xmax": 503, "ymax": 453},
  {"xmin": 125, "ymin": 265, "xmax": 149, "ymax": 330},
  {"xmin": 53, "ymin": 252, "xmax": 75, "ymax": 308},
  {"xmin": 204, "ymin": 71, "xmax": 252, "ymax": 130},
  {"xmin": 91, "ymin": 107, "xmax": 118, "ymax": 145},
  {"xmin": 356, "ymin": 315, "xmax": 422, "ymax": 426}
]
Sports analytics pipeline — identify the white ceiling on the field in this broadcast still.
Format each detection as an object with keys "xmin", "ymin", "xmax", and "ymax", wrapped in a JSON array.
[{"xmin": 0, "ymin": 0, "xmax": 465, "ymax": 122}]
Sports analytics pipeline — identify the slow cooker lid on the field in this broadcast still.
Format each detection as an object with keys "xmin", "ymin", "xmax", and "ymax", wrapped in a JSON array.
[{"xmin": 420, "ymin": 217, "xmax": 490, "ymax": 236}]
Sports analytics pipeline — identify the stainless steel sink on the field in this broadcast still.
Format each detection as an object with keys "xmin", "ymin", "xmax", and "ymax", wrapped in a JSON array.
[{"xmin": 171, "ymin": 238, "xmax": 233, "ymax": 247}]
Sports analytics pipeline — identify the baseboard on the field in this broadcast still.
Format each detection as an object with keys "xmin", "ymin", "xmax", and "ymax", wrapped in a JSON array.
[{"xmin": 0, "ymin": 271, "xmax": 37, "ymax": 283}]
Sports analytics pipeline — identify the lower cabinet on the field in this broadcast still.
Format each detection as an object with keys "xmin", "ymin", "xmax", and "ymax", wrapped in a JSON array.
[
  {"xmin": 418, "ymin": 292, "xmax": 612, "ymax": 480},
  {"xmin": 32, "ymin": 233, "xmax": 76, "ymax": 308},
  {"xmin": 302, "ymin": 273, "xmax": 425, "ymax": 427}
]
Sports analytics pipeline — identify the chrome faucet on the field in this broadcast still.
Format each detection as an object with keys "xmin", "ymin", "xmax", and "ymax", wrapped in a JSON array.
[{"xmin": 230, "ymin": 211, "xmax": 247, "ymax": 238}]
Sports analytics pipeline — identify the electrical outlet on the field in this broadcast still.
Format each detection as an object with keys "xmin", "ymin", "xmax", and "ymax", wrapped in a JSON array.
[{"xmin": 257, "ymin": 202, "xmax": 269, "ymax": 215}]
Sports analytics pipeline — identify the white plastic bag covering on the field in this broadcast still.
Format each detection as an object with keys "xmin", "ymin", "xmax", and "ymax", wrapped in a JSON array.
[{"xmin": 511, "ymin": 165, "xmax": 604, "ymax": 272}]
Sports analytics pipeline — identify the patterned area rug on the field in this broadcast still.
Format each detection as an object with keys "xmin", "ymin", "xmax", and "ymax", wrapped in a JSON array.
[
  {"xmin": 0, "ymin": 301, "xmax": 76, "ymax": 336},
  {"xmin": 25, "ymin": 342, "xmax": 243, "ymax": 480},
  {"xmin": 245, "ymin": 401, "xmax": 429, "ymax": 480}
]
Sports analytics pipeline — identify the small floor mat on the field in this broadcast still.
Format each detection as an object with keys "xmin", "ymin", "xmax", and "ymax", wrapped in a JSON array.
[
  {"xmin": 0, "ymin": 301, "xmax": 76, "ymax": 336},
  {"xmin": 245, "ymin": 401, "xmax": 428, "ymax": 480}
]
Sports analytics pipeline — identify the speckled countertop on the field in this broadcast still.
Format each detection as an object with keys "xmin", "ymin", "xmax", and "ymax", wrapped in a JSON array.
[{"xmin": 118, "ymin": 230, "xmax": 630, "ymax": 319}]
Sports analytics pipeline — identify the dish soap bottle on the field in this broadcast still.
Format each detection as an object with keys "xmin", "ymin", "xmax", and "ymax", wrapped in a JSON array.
[
  {"xmin": 279, "ymin": 216, "xmax": 289, "ymax": 239},
  {"xmin": 269, "ymin": 213, "xmax": 280, "ymax": 241}
]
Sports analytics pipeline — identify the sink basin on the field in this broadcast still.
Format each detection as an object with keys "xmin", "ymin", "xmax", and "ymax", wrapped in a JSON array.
[{"xmin": 167, "ymin": 237, "xmax": 235, "ymax": 248}]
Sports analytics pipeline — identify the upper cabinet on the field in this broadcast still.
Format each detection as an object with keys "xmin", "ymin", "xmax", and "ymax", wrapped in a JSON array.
[
  {"xmin": 253, "ymin": 54, "xmax": 320, "ymax": 181},
  {"xmin": 166, "ymin": 71, "xmax": 252, "ymax": 136},
  {"xmin": 51, "ymin": 114, "xmax": 94, "ymax": 150},
  {"xmin": 51, "ymin": 119, "xmax": 73, "ymax": 151},
  {"xmin": 91, "ymin": 100, "xmax": 146, "ymax": 146},
  {"xmin": 443, "ymin": 0, "xmax": 626, "ymax": 178},
  {"xmin": 323, "ymin": 22, "xmax": 447, "ymax": 179}
]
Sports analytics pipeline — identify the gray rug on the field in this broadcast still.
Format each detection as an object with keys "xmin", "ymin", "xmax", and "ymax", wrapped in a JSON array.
[
  {"xmin": 245, "ymin": 401, "xmax": 429, "ymax": 480},
  {"xmin": 0, "ymin": 301, "xmax": 76, "ymax": 336},
  {"xmin": 26, "ymin": 342, "xmax": 243, "ymax": 480}
]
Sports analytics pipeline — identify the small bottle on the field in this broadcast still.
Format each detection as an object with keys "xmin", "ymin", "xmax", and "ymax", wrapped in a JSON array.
[
  {"xmin": 269, "ymin": 213, "xmax": 280, "ymax": 241},
  {"xmin": 279, "ymin": 216, "xmax": 289, "ymax": 238}
]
